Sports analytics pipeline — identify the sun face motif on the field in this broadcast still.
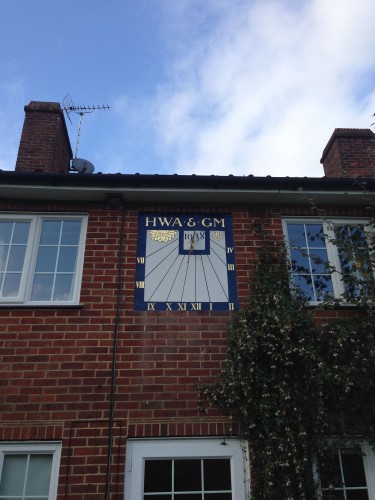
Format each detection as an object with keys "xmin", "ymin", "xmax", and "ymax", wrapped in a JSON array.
[{"xmin": 149, "ymin": 230, "xmax": 177, "ymax": 243}]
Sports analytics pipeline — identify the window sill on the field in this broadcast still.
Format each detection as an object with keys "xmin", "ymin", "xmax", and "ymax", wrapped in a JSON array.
[
  {"xmin": 305, "ymin": 302, "xmax": 368, "ymax": 310},
  {"xmin": 0, "ymin": 303, "xmax": 85, "ymax": 309}
]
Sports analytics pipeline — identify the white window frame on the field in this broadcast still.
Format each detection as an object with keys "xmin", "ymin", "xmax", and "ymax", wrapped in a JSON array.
[
  {"xmin": 315, "ymin": 442, "xmax": 375, "ymax": 499},
  {"xmin": 124, "ymin": 437, "xmax": 250, "ymax": 500},
  {"xmin": 0, "ymin": 213, "xmax": 88, "ymax": 306},
  {"xmin": 0, "ymin": 441, "xmax": 62, "ymax": 500},
  {"xmin": 283, "ymin": 218, "xmax": 373, "ymax": 304}
]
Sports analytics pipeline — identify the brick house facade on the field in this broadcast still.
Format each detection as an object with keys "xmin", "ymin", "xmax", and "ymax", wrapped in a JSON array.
[{"xmin": 0, "ymin": 102, "xmax": 374, "ymax": 499}]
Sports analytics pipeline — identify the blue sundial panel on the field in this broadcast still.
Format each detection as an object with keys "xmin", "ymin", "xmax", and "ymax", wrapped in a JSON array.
[{"xmin": 134, "ymin": 214, "xmax": 239, "ymax": 311}]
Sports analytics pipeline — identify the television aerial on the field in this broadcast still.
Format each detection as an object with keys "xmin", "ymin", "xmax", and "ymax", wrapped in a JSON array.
[{"xmin": 61, "ymin": 93, "xmax": 110, "ymax": 174}]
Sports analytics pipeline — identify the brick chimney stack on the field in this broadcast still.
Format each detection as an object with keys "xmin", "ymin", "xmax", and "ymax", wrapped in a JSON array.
[
  {"xmin": 15, "ymin": 101, "xmax": 72, "ymax": 174},
  {"xmin": 320, "ymin": 128, "xmax": 375, "ymax": 178}
]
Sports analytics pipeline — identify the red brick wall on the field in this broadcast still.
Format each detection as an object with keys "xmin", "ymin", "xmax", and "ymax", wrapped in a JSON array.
[
  {"xmin": 15, "ymin": 102, "xmax": 72, "ymax": 174},
  {"xmin": 0, "ymin": 201, "xmax": 249, "ymax": 498},
  {"xmin": 0, "ymin": 200, "xmax": 367, "ymax": 498}
]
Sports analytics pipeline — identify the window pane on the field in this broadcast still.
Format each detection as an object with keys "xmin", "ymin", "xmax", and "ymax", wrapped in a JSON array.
[
  {"xmin": 40, "ymin": 220, "xmax": 62, "ymax": 245},
  {"xmin": 287, "ymin": 224, "xmax": 307, "ymax": 247},
  {"xmin": 205, "ymin": 494, "xmax": 232, "ymax": 500},
  {"xmin": 0, "ymin": 245, "xmax": 8, "ymax": 272},
  {"xmin": 23, "ymin": 497, "xmax": 49, "ymax": 500},
  {"xmin": 57, "ymin": 246, "xmax": 78, "ymax": 272},
  {"xmin": 144, "ymin": 460, "xmax": 172, "ymax": 492},
  {"xmin": 313, "ymin": 275, "xmax": 334, "ymax": 300},
  {"xmin": 290, "ymin": 248, "xmax": 310, "ymax": 274},
  {"xmin": 309, "ymin": 249, "xmax": 329, "ymax": 274},
  {"xmin": 0, "ymin": 222, "xmax": 13, "ymax": 243},
  {"xmin": 25, "ymin": 454, "xmax": 52, "ymax": 495},
  {"xmin": 293, "ymin": 275, "xmax": 314, "ymax": 300},
  {"xmin": 53, "ymin": 274, "xmax": 74, "ymax": 301},
  {"xmin": 61, "ymin": 221, "xmax": 81, "ymax": 245},
  {"xmin": 346, "ymin": 491, "xmax": 369, "ymax": 500},
  {"xmin": 2, "ymin": 273, "xmax": 22, "ymax": 297},
  {"xmin": 341, "ymin": 451, "xmax": 367, "ymax": 487},
  {"xmin": 12, "ymin": 222, "xmax": 31, "ymax": 244},
  {"xmin": 174, "ymin": 495, "xmax": 201, "ymax": 500},
  {"xmin": 31, "ymin": 274, "xmax": 54, "ymax": 301},
  {"xmin": 7, "ymin": 245, "xmax": 27, "ymax": 272},
  {"xmin": 322, "ymin": 492, "xmax": 343, "ymax": 499},
  {"xmin": 336, "ymin": 225, "xmax": 365, "ymax": 245},
  {"xmin": 0, "ymin": 455, "xmax": 27, "ymax": 495},
  {"xmin": 287, "ymin": 223, "xmax": 325, "ymax": 248},
  {"xmin": 144, "ymin": 496, "xmax": 171, "ymax": 500},
  {"xmin": 304, "ymin": 224, "xmax": 325, "ymax": 248},
  {"xmin": 319, "ymin": 451, "xmax": 342, "ymax": 489},
  {"xmin": 35, "ymin": 246, "xmax": 58, "ymax": 272},
  {"xmin": 175, "ymin": 459, "xmax": 201, "ymax": 491},
  {"xmin": 204, "ymin": 459, "xmax": 231, "ymax": 490}
]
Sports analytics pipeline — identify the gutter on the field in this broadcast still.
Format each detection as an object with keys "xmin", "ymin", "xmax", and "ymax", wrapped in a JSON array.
[{"xmin": 0, "ymin": 171, "xmax": 374, "ymax": 205}]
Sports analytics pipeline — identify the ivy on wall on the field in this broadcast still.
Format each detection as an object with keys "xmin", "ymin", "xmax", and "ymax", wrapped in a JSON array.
[{"xmin": 200, "ymin": 237, "xmax": 375, "ymax": 499}]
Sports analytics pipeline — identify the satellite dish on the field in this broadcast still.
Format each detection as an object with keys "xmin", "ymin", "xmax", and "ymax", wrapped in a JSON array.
[{"xmin": 71, "ymin": 158, "xmax": 95, "ymax": 174}]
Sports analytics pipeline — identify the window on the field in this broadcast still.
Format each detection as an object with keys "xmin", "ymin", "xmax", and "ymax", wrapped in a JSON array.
[
  {"xmin": 283, "ymin": 219, "xmax": 373, "ymax": 303},
  {"xmin": 0, "ymin": 442, "xmax": 61, "ymax": 500},
  {"xmin": 316, "ymin": 443, "xmax": 375, "ymax": 499},
  {"xmin": 0, "ymin": 214, "xmax": 87, "ymax": 305},
  {"xmin": 125, "ymin": 438, "xmax": 249, "ymax": 499}
]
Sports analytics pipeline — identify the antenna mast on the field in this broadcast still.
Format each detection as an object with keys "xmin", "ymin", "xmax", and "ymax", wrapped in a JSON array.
[{"xmin": 61, "ymin": 93, "xmax": 110, "ymax": 158}]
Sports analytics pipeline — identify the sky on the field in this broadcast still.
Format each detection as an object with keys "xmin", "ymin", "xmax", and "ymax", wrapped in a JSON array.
[{"xmin": 1, "ymin": 0, "xmax": 375, "ymax": 178}]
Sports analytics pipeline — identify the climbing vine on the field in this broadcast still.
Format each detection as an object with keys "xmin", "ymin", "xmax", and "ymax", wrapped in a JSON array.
[{"xmin": 200, "ymin": 236, "xmax": 375, "ymax": 499}]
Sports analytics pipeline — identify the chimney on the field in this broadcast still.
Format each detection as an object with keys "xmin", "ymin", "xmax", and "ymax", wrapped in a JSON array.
[
  {"xmin": 320, "ymin": 128, "xmax": 375, "ymax": 178},
  {"xmin": 15, "ymin": 101, "xmax": 72, "ymax": 174}
]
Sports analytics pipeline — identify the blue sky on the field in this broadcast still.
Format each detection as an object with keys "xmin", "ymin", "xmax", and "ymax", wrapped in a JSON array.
[{"xmin": 1, "ymin": 0, "xmax": 375, "ymax": 177}]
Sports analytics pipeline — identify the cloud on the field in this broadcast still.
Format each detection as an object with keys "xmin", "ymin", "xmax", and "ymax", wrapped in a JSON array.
[{"xmin": 152, "ymin": 0, "xmax": 375, "ymax": 177}]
